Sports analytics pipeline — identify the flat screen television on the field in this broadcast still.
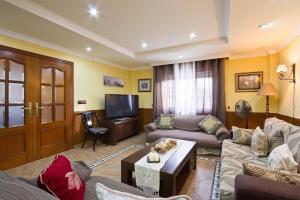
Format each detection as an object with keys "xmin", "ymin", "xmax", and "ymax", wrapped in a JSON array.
[{"xmin": 105, "ymin": 94, "xmax": 139, "ymax": 119}]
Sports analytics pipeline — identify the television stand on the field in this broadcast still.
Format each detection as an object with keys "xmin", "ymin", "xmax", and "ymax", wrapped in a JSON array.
[{"xmin": 103, "ymin": 117, "xmax": 139, "ymax": 145}]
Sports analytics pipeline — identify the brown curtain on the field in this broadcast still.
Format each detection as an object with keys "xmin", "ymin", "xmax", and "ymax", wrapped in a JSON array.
[
  {"xmin": 153, "ymin": 64, "xmax": 174, "ymax": 118},
  {"xmin": 153, "ymin": 58, "xmax": 226, "ymax": 122},
  {"xmin": 195, "ymin": 58, "xmax": 225, "ymax": 122}
]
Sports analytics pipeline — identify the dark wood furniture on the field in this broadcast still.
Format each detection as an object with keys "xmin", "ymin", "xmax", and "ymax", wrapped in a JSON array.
[
  {"xmin": 103, "ymin": 117, "xmax": 139, "ymax": 145},
  {"xmin": 0, "ymin": 45, "xmax": 74, "ymax": 170},
  {"xmin": 121, "ymin": 138, "xmax": 197, "ymax": 197},
  {"xmin": 81, "ymin": 112, "xmax": 108, "ymax": 151}
]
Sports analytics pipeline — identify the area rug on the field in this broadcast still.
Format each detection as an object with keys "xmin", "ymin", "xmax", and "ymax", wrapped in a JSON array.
[{"xmin": 210, "ymin": 159, "xmax": 221, "ymax": 200}]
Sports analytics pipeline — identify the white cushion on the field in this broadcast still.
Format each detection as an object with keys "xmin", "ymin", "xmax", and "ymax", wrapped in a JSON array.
[
  {"xmin": 95, "ymin": 183, "xmax": 191, "ymax": 200},
  {"xmin": 267, "ymin": 144, "xmax": 298, "ymax": 172}
]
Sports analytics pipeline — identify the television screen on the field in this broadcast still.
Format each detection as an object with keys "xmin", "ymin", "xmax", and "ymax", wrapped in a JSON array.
[{"xmin": 105, "ymin": 94, "xmax": 139, "ymax": 119}]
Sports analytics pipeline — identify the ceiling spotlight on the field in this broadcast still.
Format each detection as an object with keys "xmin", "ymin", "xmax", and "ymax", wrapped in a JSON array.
[
  {"xmin": 141, "ymin": 42, "xmax": 148, "ymax": 48},
  {"xmin": 86, "ymin": 47, "xmax": 92, "ymax": 52},
  {"xmin": 179, "ymin": 55, "xmax": 184, "ymax": 59},
  {"xmin": 88, "ymin": 7, "xmax": 99, "ymax": 17},
  {"xmin": 189, "ymin": 32, "xmax": 196, "ymax": 39},
  {"xmin": 258, "ymin": 23, "xmax": 272, "ymax": 30}
]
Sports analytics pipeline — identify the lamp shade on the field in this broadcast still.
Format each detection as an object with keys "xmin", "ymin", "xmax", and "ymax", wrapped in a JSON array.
[
  {"xmin": 276, "ymin": 64, "xmax": 288, "ymax": 73},
  {"xmin": 257, "ymin": 83, "xmax": 277, "ymax": 96}
]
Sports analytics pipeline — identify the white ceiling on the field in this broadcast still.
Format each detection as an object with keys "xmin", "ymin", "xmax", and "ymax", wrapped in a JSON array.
[{"xmin": 1, "ymin": 0, "xmax": 300, "ymax": 69}]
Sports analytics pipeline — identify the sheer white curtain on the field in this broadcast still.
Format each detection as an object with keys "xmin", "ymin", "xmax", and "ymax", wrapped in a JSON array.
[{"xmin": 174, "ymin": 62, "xmax": 197, "ymax": 115}]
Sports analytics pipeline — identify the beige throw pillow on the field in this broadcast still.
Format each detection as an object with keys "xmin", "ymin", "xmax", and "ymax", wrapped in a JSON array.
[
  {"xmin": 198, "ymin": 115, "xmax": 222, "ymax": 134},
  {"xmin": 243, "ymin": 162, "xmax": 300, "ymax": 186},
  {"xmin": 157, "ymin": 114, "xmax": 174, "ymax": 130},
  {"xmin": 232, "ymin": 126, "xmax": 254, "ymax": 145},
  {"xmin": 267, "ymin": 144, "xmax": 298, "ymax": 172},
  {"xmin": 95, "ymin": 183, "xmax": 192, "ymax": 200},
  {"xmin": 251, "ymin": 127, "xmax": 268, "ymax": 157}
]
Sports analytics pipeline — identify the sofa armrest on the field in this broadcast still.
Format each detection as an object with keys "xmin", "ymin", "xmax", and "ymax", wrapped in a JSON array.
[
  {"xmin": 235, "ymin": 175, "xmax": 300, "ymax": 200},
  {"xmin": 144, "ymin": 122, "xmax": 158, "ymax": 133},
  {"xmin": 215, "ymin": 125, "xmax": 230, "ymax": 141}
]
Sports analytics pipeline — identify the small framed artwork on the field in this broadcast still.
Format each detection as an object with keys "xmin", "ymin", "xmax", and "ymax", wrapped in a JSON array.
[
  {"xmin": 138, "ymin": 79, "xmax": 151, "ymax": 92},
  {"xmin": 103, "ymin": 76, "xmax": 124, "ymax": 88},
  {"xmin": 235, "ymin": 71, "xmax": 263, "ymax": 92}
]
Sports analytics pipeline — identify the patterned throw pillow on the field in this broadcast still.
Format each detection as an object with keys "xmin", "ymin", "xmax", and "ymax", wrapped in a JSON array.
[
  {"xmin": 95, "ymin": 183, "xmax": 192, "ymax": 200},
  {"xmin": 38, "ymin": 155, "xmax": 85, "ymax": 200},
  {"xmin": 243, "ymin": 162, "xmax": 300, "ymax": 186},
  {"xmin": 198, "ymin": 115, "xmax": 222, "ymax": 134},
  {"xmin": 157, "ymin": 114, "xmax": 174, "ymax": 130},
  {"xmin": 286, "ymin": 128, "xmax": 300, "ymax": 163},
  {"xmin": 251, "ymin": 127, "xmax": 268, "ymax": 157},
  {"xmin": 232, "ymin": 126, "xmax": 254, "ymax": 145},
  {"xmin": 267, "ymin": 130, "xmax": 284, "ymax": 153},
  {"xmin": 267, "ymin": 144, "xmax": 298, "ymax": 172}
]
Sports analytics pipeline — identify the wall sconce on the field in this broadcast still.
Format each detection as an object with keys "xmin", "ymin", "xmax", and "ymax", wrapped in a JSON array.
[{"xmin": 276, "ymin": 63, "xmax": 296, "ymax": 83}]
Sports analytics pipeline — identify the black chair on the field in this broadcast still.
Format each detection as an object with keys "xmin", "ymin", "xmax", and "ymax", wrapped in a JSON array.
[{"xmin": 81, "ymin": 111, "xmax": 108, "ymax": 151}]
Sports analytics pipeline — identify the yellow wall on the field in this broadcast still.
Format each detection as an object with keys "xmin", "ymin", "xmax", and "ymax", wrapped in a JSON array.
[
  {"xmin": 130, "ymin": 69, "xmax": 153, "ymax": 108},
  {"xmin": 0, "ymin": 34, "xmax": 131, "ymax": 111},
  {"xmin": 225, "ymin": 55, "xmax": 278, "ymax": 113},
  {"xmin": 277, "ymin": 34, "xmax": 300, "ymax": 118}
]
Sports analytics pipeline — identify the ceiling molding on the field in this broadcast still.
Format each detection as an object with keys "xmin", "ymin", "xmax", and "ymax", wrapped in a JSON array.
[
  {"xmin": 130, "ymin": 66, "xmax": 152, "ymax": 71},
  {"xmin": 137, "ymin": 37, "xmax": 228, "ymax": 57},
  {"xmin": 150, "ymin": 52, "xmax": 230, "ymax": 66},
  {"xmin": 4, "ymin": 0, "xmax": 135, "ymax": 58},
  {"xmin": 229, "ymin": 51, "xmax": 269, "ymax": 60},
  {"xmin": 275, "ymin": 26, "xmax": 300, "ymax": 52},
  {"xmin": 0, "ymin": 28, "xmax": 131, "ymax": 70}
]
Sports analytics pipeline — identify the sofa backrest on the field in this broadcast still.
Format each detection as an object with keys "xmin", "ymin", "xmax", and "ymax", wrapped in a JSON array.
[{"xmin": 173, "ymin": 115, "xmax": 206, "ymax": 131}]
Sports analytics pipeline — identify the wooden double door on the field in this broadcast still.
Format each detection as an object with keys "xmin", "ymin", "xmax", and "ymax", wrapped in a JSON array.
[{"xmin": 0, "ymin": 46, "xmax": 73, "ymax": 170}]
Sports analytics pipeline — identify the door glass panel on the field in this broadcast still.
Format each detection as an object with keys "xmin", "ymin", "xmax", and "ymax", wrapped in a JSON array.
[
  {"xmin": 0, "ymin": 82, "xmax": 4, "ymax": 103},
  {"xmin": 41, "ymin": 106, "xmax": 52, "ymax": 123},
  {"xmin": 0, "ymin": 106, "xmax": 4, "ymax": 128},
  {"xmin": 0, "ymin": 59, "xmax": 4, "ymax": 80},
  {"xmin": 55, "ymin": 87, "xmax": 64, "ymax": 103},
  {"xmin": 55, "ymin": 105, "xmax": 65, "ymax": 121},
  {"xmin": 9, "ymin": 83, "xmax": 24, "ymax": 104},
  {"xmin": 41, "ymin": 68, "xmax": 52, "ymax": 84},
  {"xmin": 9, "ymin": 60, "xmax": 24, "ymax": 81},
  {"xmin": 55, "ymin": 69, "xmax": 64, "ymax": 85},
  {"xmin": 41, "ymin": 85, "xmax": 52, "ymax": 104},
  {"xmin": 8, "ymin": 106, "xmax": 24, "ymax": 127}
]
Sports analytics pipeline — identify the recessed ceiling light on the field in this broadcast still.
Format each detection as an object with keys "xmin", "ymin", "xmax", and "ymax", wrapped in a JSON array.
[
  {"xmin": 88, "ymin": 7, "xmax": 99, "ymax": 17},
  {"xmin": 258, "ymin": 23, "xmax": 272, "ymax": 30},
  {"xmin": 179, "ymin": 55, "xmax": 184, "ymax": 59},
  {"xmin": 141, "ymin": 42, "xmax": 148, "ymax": 48},
  {"xmin": 189, "ymin": 32, "xmax": 196, "ymax": 39},
  {"xmin": 86, "ymin": 47, "xmax": 92, "ymax": 52}
]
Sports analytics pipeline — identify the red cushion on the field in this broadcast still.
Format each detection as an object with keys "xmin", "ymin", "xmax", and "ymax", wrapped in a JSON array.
[{"xmin": 38, "ymin": 155, "xmax": 85, "ymax": 200}]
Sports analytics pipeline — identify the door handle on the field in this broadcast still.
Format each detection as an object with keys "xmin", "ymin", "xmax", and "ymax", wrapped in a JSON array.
[
  {"xmin": 22, "ymin": 102, "xmax": 32, "ymax": 117},
  {"xmin": 35, "ymin": 102, "xmax": 44, "ymax": 110},
  {"xmin": 35, "ymin": 102, "xmax": 44, "ymax": 117}
]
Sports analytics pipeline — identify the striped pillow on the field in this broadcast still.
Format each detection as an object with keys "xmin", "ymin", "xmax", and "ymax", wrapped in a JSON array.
[{"xmin": 243, "ymin": 162, "xmax": 300, "ymax": 186}]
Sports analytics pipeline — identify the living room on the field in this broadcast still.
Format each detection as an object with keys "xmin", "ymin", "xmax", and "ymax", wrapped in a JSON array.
[{"xmin": 0, "ymin": 0, "xmax": 300, "ymax": 200}]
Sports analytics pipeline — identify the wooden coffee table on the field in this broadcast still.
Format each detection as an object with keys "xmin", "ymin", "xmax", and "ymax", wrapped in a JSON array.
[{"xmin": 121, "ymin": 138, "xmax": 197, "ymax": 197}]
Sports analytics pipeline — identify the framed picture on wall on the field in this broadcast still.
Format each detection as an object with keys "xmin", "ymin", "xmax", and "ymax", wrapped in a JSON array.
[
  {"xmin": 138, "ymin": 79, "xmax": 151, "ymax": 92},
  {"xmin": 235, "ymin": 71, "xmax": 263, "ymax": 92},
  {"xmin": 103, "ymin": 76, "xmax": 124, "ymax": 88}
]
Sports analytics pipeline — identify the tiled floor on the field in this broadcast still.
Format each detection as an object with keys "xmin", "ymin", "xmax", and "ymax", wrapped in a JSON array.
[{"xmin": 6, "ymin": 133, "xmax": 217, "ymax": 200}]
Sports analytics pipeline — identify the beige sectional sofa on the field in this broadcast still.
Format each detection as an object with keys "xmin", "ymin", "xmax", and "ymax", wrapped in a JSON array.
[
  {"xmin": 219, "ymin": 118, "xmax": 300, "ymax": 200},
  {"xmin": 144, "ymin": 115, "xmax": 230, "ymax": 153}
]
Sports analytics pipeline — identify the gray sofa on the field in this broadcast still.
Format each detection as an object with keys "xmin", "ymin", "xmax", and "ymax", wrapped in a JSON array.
[
  {"xmin": 219, "ymin": 118, "xmax": 300, "ymax": 200},
  {"xmin": 144, "ymin": 115, "xmax": 230, "ymax": 153},
  {"xmin": 0, "ymin": 161, "xmax": 153, "ymax": 200}
]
